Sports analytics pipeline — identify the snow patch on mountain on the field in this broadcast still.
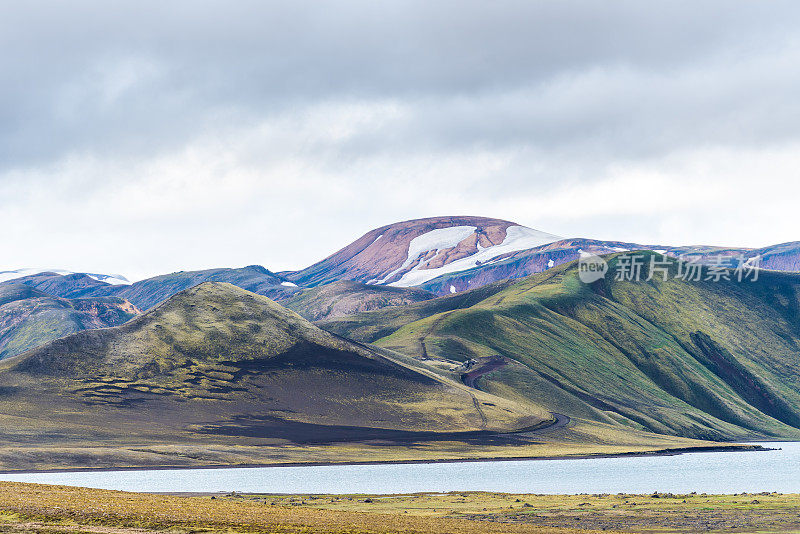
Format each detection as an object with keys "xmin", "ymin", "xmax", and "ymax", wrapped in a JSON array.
[
  {"xmin": 371, "ymin": 226, "xmax": 477, "ymax": 284},
  {"xmin": 388, "ymin": 225, "xmax": 561, "ymax": 287},
  {"xmin": 86, "ymin": 273, "xmax": 131, "ymax": 285},
  {"xmin": 405, "ymin": 226, "xmax": 478, "ymax": 267}
]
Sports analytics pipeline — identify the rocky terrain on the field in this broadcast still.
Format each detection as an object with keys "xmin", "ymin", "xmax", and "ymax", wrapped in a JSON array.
[{"xmin": 0, "ymin": 284, "xmax": 139, "ymax": 360}]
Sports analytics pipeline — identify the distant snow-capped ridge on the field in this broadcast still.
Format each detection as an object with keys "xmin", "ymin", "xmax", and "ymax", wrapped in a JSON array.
[{"xmin": 0, "ymin": 268, "xmax": 131, "ymax": 285}]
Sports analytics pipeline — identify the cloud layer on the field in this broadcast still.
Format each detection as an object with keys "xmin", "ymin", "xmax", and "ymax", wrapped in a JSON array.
[{"xmin": 3, "ymin": 1, "xmax": 800, "ymax": 279}]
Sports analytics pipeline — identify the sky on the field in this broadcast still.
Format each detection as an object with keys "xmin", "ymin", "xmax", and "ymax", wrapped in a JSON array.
[{"xmin": 3, "ymin": 1, "xmax": 800, "ymax": 281}]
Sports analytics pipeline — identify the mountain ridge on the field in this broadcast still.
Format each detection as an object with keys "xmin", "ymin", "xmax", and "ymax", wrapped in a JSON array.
[
  {"xmin": 323, "ymin": 253, "xmax": 800, "ymax": 441},
  {"xmin": 0, "ymin": 284, "xmax": 140, "ymax": 360},
  {"xmin": 1, "ymin": 265, "xmax": 301, "ymax": 311},
  {"xmin": 284, "ymin": 216, "xmax": 561, "ymax": 288}
]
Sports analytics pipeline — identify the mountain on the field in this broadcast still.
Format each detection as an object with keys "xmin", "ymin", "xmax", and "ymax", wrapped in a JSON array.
[
  {"xmin": 417, "ymin": 237, "xmax": 649, "ymax": 295},
  {"xmin": 322, "ymin": 253, "xmax": 800, "ymax": 442},
  {"xmin": 667, "ymin": 241, "xmax": 800, "ymax": 271},
  {"xmin": 284, "ymin": 216, "xmax": 562, "ymax": 288},
  {"xmin": 7, "ymin": 217, "xmax": 799, "ymax": 314},
  {"xmin": 0, "ymin": 284, "xmax": 48, "ymax": 307},
  {"xmin": 1, "ymin": 265, "xmax": 301, "ymax": 311},
  {"xmin": 417, "ymin": 239, "xmax": 800, "ymax": 296},
  {"xmin": 320, "ymin": 279, "xmax": 518, "ymax": 343},
  {"xmin": 0, "ymin": 283, "xmax": 540, "ymax": 448},
  {"xmin": 284, "ymin": 217, "xmax": 800, "ymax": 297},
  {"xmin": 0, "ymin": 272, "xmax": 114, "ymax": 299},
  {"xmin": 0, "ymin": 284, "xmax": 140, "ymax": 360},
  {"xmin": 94, "ymin": 265, "xmax": 301, "ymax": 310},
  {"xmin": 0, "ymin": 268, "xmax": 130, "ymax": 285},
  {"xmin": 282, "ymin": 280, "xmax": 435, "ymax": 321}
]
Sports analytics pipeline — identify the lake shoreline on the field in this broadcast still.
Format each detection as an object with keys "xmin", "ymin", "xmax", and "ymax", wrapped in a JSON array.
[{"xmin": 0, "ymin": 443, "xmax": 772, "ymax": 476}]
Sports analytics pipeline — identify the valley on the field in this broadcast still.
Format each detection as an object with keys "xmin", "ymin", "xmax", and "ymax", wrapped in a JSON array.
[
  {"xmin": 0, "ymin": 217, "xmax": 799, "ymax": 471},
  {"xmin": 9, "ymin": 2, "xmax": 800, "ymax": 530}
]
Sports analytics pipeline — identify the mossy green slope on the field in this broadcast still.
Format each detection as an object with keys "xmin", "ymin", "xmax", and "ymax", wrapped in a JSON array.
[
  {"xmin": 333, "ymin": 254, "xmax": 800, "ymax": 441},
  {"xmin": 319, "ymin": 280, "xmax": 517, "ymax": 343},
  {"xmin": 0, "ymin": 283, "xmax": 540, "ymax": 448}
]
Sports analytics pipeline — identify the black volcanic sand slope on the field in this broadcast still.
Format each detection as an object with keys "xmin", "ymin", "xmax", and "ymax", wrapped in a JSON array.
[
  {"xmin": 329, "ymin": 253, "xmax": 800, "ymax": 441},
  {"xmin": 0, "ymin": 284, "xmax": 140, "ymax": 360},
  {"xmin": 0, "ymin": 283, "xmax": 541, "ymax": 448}
]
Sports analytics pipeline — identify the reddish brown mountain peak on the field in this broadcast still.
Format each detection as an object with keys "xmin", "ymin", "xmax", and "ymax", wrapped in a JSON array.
[{"xmin": 287, "ymin": 216, "xmax": 560, "ymax": 288}]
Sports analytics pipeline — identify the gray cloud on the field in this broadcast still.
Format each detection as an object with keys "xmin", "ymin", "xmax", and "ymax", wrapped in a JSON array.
[
  {"xmin": 2, "ymin": 1, "xmax": 800, "ymax": 277},
  {"xmin": 4, "ymin": 1, "xmax": 800, "ymax": 164}
]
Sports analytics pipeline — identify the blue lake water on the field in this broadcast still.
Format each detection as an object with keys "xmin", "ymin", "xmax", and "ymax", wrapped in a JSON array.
[{"xmin": 0, "ymin": 442, "xmax": 797, "ymax": 494}]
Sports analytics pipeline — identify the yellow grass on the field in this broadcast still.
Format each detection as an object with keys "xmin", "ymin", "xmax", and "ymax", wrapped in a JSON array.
[
  {"xmin": 0, "ymin": 482, "xmax": 608, "ymax": 534},
  {"xmin": 0, "ymin": 482, "xmax": 799, "ymax": 533}
]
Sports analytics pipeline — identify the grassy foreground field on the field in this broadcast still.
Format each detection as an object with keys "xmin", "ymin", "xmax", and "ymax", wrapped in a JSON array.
[{"xmin": 0, "ymin": 482, "xmax": 798, "ymax": 533}]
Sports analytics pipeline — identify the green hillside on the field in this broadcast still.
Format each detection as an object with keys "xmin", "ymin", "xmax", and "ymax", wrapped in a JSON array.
[
  {"xmin": 319, "ymin": 280, "xmax": 517, "ymax": 342},
  {"xmin": 0, "ymin": 283, "xmax": 541, "ymax": 451},
  {"xmin": 328, "ymin": 253, "xmax": 800, "ymax": 441}
]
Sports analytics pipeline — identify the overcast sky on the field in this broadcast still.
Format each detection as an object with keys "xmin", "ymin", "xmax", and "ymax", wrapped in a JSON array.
[{"xmin": 3, "ymin": 1, "xmax": 800, "ymax": 280}]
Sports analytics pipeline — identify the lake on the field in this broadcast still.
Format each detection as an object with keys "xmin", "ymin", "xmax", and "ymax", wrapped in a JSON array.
[{"xmin": 0, "ymin": 442, "xmax": 797, "ymax": 494}]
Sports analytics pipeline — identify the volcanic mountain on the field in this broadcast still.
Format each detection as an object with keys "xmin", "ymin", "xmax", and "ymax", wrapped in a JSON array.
[
  {"xmin": 6, "ymin": 217, "xmax": 800, "ymax": 306},
  {"xmin": 283, "ymin": 216, "xmax": 562, "ymax": 289},
  {"xmin": 0, "ymin": 283, "xmax": 540, "ymax": 449},
  {"xmin": 284, "ymin": 216, "xmax": 800, "ymax": 297}
]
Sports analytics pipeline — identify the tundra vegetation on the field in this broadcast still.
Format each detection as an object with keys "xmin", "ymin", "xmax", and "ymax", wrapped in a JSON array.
[{"xmin": 0, "ymin": 482, "xmax": 798, "ymax": 533}]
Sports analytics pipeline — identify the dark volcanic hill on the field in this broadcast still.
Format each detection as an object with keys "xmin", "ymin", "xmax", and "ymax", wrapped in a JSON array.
[{"xmin": 0, "ymin": 283, "xmax": 539, "ymax": 447}]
